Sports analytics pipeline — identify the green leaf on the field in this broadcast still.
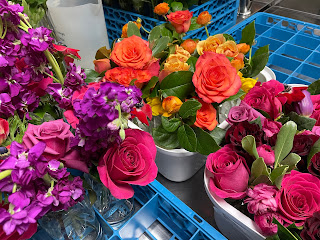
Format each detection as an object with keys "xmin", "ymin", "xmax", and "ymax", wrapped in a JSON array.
[
  {"xmin": 88, "ymin": 189, "xmax": 97, "ymax": 206},
  {"xmin": 223, "ymin": 34, "xmax": 235, "ymax": 42},
  {"xmin": 148, "ymin": 26, "xmax": 161, "ymax": 45},
  {"xmin": 254, "ymin": 109, "xmax": 271, "ymax": 119},
  {"xmin": 247, "ymin": 45, "xmax": 270, "ymax": 78},
  {"xmin": 307, "ymin": 79, "xmax": 320, "ymax": 95},
  {"xmin": 270, "ymin": 165, "xmax": 289, "ymax": 187},
  {"xmin": 179, "ymin": 99, "xmax": 201, "ymax": 119},
  {"xmin": 209, "ymin": 127, "xmax": 227, "ymax": 146},
  {"xmin": 160, "ymin": 71, "xmax": 194, "ymax": 100},
  {"xmin": 152, "ymin": 125, "xmax": 180, "ymax": 149},
  {"xmin": 249, "ymin": 116, "xmax": 262, "ymax": 128},
  {"xmin": 251, "ymin": 157, "xmax": 269, "ymax": 179},
  {"xmin": 152, "ymin": 36, "xmax": 170, "ymax": 57},
  {"xmin": 150, "ymin": 83, "xmax": 160, "ymax": 98},
  {"xmin": 240, "ymin": 21, "xmax": 256, "ymax": 46},
  {"xmin": 242, "ymin": 135, "xmax": 259, "ymax": 159},
  {"xmin": 221, "ymin": 89, "xmax": 245, "ymax": 103},
  {"xmin": 177, "ymin": 125, "xmax": 197, "ymax": 152},
  {"xmin": 159, "ymin": 24, "xmax": 173, "ymax": 41},
  {"xmin": 272, "ymin": 218, "xmax": 299, "ymax": 240},
  {"xmin": 281, "ymin": 153, "xmax": 301, "ymax": 171},
  {"xmin": 288, "ymin": 111, "xmax": 316, "ymax": 131},
  {"xmin": 274, "ymin": 121, "xmax": 297, "ymax": 167},
  {"xmin": 84, "ymin": 69, "xmax": 100, "ymax": 83},
  {"xmin": 183, "ymin": 115, "xmax": 196, "ymax": 126},
  {"xmin": 194, "ymin": 128, "xmax": 220, "ymax": 155},
  {"xmin": 189, "ymin": 17, "xmax": 201, "ymax": 31},
  {"xmin": 161, "ymin": 116, "xmax": 181, "ymax": 132},
  {"xmin": 127, "ymin": 21, "xmax": 141, "ymax": 38},
  {"xmin": 142, "ymin": 76, "xmax": 159, "ymax": 98},
  {"xmin": 307, "ymin": 137, "xmax": 320, "ymax": 166},
  {"xmin": 186, "ymin": 56, "xmax": 198, "ymax": 72},
  {"xmin": 278, "ymin": 115, "xmax": 290, "ymax": 125},
  {"xmin": 252, "ymin": 175, "xmax": 272, "ymax": 186},
  {"xmin": 171, "ymin": 1, "xmax": 183, "ymax": 11}
]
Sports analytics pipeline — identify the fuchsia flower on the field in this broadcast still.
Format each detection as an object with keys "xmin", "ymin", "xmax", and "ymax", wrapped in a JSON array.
[
  {"xmin": 254, "ymin": 212, "xmax": 284, "ymax": 236},
  {"xmin": 257, "ymin": 145, "xmax": 275, "ymax": 166},
  {"xmin": 295, "ymin": 90, "xmax": 314, "ymax": 117}
]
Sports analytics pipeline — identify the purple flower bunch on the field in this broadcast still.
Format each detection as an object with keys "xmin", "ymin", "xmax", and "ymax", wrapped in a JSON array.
[
  {"xmin": 0, "ymin": 141, "xmax": 84, "ymax": 235},
  {"xmin": 0, "ymin": 1, "xmax": 54, "ymax": 119},
  {"xmin": 71, "ymin": 82, "xmax": 142, "ymax": 159}
]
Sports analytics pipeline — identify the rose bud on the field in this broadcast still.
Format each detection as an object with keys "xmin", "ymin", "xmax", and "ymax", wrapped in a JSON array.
[
  {"xmin": 162, "ymin": 96, "xmax": 183, "ymax": 117},
  {"xmin": 295, "ymin": 90, "xmax": 314, "ymax": 117},
  {"xmin": 93, "ymin": 58, "xmax": 111, "ymax": 74},
  {"xmin": 257, "ymin": 144, "xmax": 275, "ymax": 166},
  {"xmin": 0, "ymin": 118, "xmax": 9, "ymax": 145},
  {"xmin": 196, "ymin": 11, "xmax": 212, "ymax": 26},
  {"xmin": 154, "ymin": 2, "xmax": 170, "ymax": 16},
  {"xmin": 236, "ymin": 43, "xmax": 251, "ymax": 54},
  {"xmin": 181, "ymin": 39, "xmax": 198, "ymax": 54},
  {"xmin": 167, "ymin": 10, "xmax": 193, "ymax": 34}
]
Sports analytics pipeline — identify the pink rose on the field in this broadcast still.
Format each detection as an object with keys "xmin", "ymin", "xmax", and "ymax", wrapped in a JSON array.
[
  {"xmin": 262, "ymin": 119, "xmax": 282, "ymax": 137},
  {"xmin": 93, "ymin": 59, "xmax": 111, "ymax": 74},
  {"xmin": 227, "ymin": 102, "xmax": 265, "ymax": 125},
  {"xmin": 206, "ymin": 144, "xmax": 249, "ymax": 199},
  {"xmin": 311, "ymin": 109, "xmax": 320, "ymax": 126},
  {"xmin": 308, "ymin": 152, "xmax": 320, "ymax": 178},
  {"xmin": 97, "ymin": 129, "xmax": 157, "ymax": 199},
  {"xmin": 22, "ymin": 120, "xmax": 88, "ymax": 173},
  {"xmin": 244, "ymin": 183, "xmax": 278, "ymax": 215},
  {"xmin": 276, "ymin": 170, "xmax": 320, "ymax": 226},
  {"xmin": 254, "ymin": 212, "xmax": 284, "ymax": 236},
  {"xmin": 0, "ymin": 118, "xmax": 9, "ymax": 145},
  {"xmin": 312, "ymin": 126, "xmax": 320, "ymax": 136},
  {"xmin": 257, "ymin": 145, "xmax": 275, "ymax": 166},
  {"xmin": 262, "ymin": 80, "xmax": 285, "ymax": 96},
  {"xmin": 244, "ymin": 83, "xmax": 284, "ymax": 119},
  {"xmin": 167, "ymin": 10, "xmax": 193, "ymax": 34}
]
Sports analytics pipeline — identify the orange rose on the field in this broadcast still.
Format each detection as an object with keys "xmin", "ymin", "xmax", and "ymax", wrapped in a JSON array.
[
  {"xmin": 231, "ymin": 53, "xmax": 244, "ymax": 71},
  {"xmin": 192, "ymin": 52, "xmax": 241, "ymax": 103},
  {"xmin": 110, "ymin": 35, "xmax": 152, "ymax": 69},
  {"xmin": 154, "ymin": 2, "xmax": 170, "ymax": 15},
  {"xmin": 162, "ymin": 96, "xmax": 183, "ymax": 117},
  {"xmin": 194, "ymin": 98, "xmax": 218, "ymax": 131},
  {"xmin": 181, "ymin": 39, "xmax": 198, "ymax": 54},
  {"xmin": 216, "ymin": 40, "xmax": 239, "ymax": 58},
  {"xmin": 197, "ymin": 34, "xmax": 226, "ymax": 55},
  {"xmin": 104, "ymin": 67, "xmax": 135, "ymax": 86},
  {"xmin": 121, "ymin": 21, "xmax": 142, "ymax": 38},
  {"xmin": 196, "ymin": 11, "xmax": 212, "ymax": 25},
  {"xmin": 167, "ymin": 10, "xmax": 193, "ymax": 34},
  {"xmin": 237, "ymin": 43, "xmax": 250, "ymax": 54},
  {"xmin": 93, "ymin": 58, "xmax": 111, "ymax": 73}
]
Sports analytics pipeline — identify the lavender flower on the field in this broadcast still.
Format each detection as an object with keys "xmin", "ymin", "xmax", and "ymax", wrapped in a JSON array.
[
  {"xmin": 295, "ymin": 90, "xmax": 314, "ymax": 117},
  {"xmin": 47, "ymin": 83, "xmax": 73, "ymax": 109},
  {"xmin": 0, "ymin": 93, "xmax": 15, "ymax": 118},
  {"xmin": 21, "ymin": 27, "xmax": 53, "ymax": 52},
  {"xmin": 0, "ymin": 0, "xmax": 24, "ymax": 25},
  {"xmin": 64, "ymin": 63, "xmax": 86, "ymax": 91},
  {"xmin": 12, "ymin": 90, "xmax": 40, "ymax": 119},
  {"xmin": 0, "ymin": 39, "xmax": 19, "ymax": 67}
]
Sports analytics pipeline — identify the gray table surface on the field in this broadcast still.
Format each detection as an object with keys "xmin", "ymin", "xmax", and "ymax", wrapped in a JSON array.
[{"xmin": 156, "ymin": 0, "xmax": 320, "ymax": 237}]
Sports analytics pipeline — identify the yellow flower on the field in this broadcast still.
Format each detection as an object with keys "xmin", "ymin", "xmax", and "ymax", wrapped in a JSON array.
[
  {"xmin": 241, "ymin": 76, "xmax": 257, "ymax": 99},
  {"xmin": 162, "ymin": 96, "xmax": 183, "ymax": 117},
  {"xmin": 196, "ymin": 34, "xmax": 226, "ymax": 55},
  {"xmin": 163, "ymin": 45, "xmax": 191, "ymax": 72},
  {"xmin": 147, "ymin": 97, "xmax": 165, "ymax": 116}
]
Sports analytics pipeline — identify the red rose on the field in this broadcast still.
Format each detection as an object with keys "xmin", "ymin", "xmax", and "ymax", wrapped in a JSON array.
[
  {"xmin": 97, "ymin": 129, "xmax": 157, "ymax": 199},
  {"xmin": 27, "ymin": 77, "xmax": 53, "ymax": 97},
  {"xmin": 206, "ymin": 144, "xmax": 249, "ymax": 199},
  {"xmin": 276, "ymin": 171, "xmax": 320, "ymax": 226},
  {"xmin": 22, "ymin": 120, "xmax": 88, "ymax": 173},
  {"xmin": 192, "ymin": 52, "xmax": 241, "ymax": 103},
  {"xmin": 291, "ymin": 131, "xmax": 319, "ymax": 157},
  {"xmin": 309, "ymin": 152, "xmax": 320, "ymax": 177},
  {"xmin": 0, "ymin": 118, "xmax": 9, "ymax": 145},
  {"xmin": 300, "ymin": 211, "xmax": 320, "ymax": 240},
  {"xmin": 167, "ymin": 10, "xmax": 193, "ymax": 34}
]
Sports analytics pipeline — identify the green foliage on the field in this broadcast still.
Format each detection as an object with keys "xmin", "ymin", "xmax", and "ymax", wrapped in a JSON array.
[
  {"xmin": 142, "ymin": 76, "xmax": 159, "ymax": 98},
  {"xmin": 288, "ymin": 111, "xmax": 316, "ymax": 131},
  {"xmin": 307, "ymin": 138, "xmax": 320, "ymax": 166},
  {"xmin": 84, "ymin": 69, "xmax": 100, "ymax": 83},
  {"xmin": 307, "ymin": 79, "xmax": 320, "ymax": 95},
  {"xmin": 152, "ymin": 36, "xmax": 170, "ymax": 57},
  {"xmin": 178, "ymin": 98, "xmax": 201, "ymax": 119},
  {"xmin": 223, "ymin": 34, "xmax": 235, "ymax": 42},
  {"xmin": 161, "ymin": 116, "xmax": 181, "ymax": 132},
  {"xmin": 241, "ymin": 135, "xmax": 259, "ymax": 159},
  {"xmin": 242, "ymin": 45, "xmax": 270, "ymax": 78},
  {"xmin": 209, "ymin": 127, "xmax": 227, "ymax": 146},
  {"xmin": 186, "ymin": 56, "xmax": 198, "ymax": 72},
  {"xmin": 152, "ymin": 125, "xmax": 180, "ymax": 149},
  {"xmin": 177, "ymin": 124, "xmax": 197, "ymax": 152},
  {"xmin": 194, "ymin": 128, "xmax": 220, "ymax": 155},
  {"xmin": 127, "ymin": 21, "xmax": 142, "ymax": 38},
  {"xmin": 240, "ymin": 21, "xmax": 256, "ymax": 46}
]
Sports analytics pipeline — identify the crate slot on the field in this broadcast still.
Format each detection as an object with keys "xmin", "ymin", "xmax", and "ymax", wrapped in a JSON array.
[
  {"xmin": 255, "ymin": 23, "xmax": 270, "ymax": 35},
  {"xmin": 276, "ymin": 43, "xmax": 312, "ymax": 61},
  {"xmin": 255, "ymin": 36, "xmax": 283, "ymax": 52},
  {"xmin": 303, "ymin": 26, "xmax": 320, "ymax": 38},
  {"xmin": 110, "ymin": 236, "xmax": 121, "ymax": 240},
  {"xmin": 264, "ymin": 28, "xmax": 295, "ymax": 42},
  {"xmin": 288, "ymin": 34, "xmax": 320, "ymax": 50},
  {"xmin": 147, "ymin": 220, "xmax": 174, "ymax": 240},
  {"xmin": 275, "ymin": 20, "xmax": 305, "ymax": 33},
  {"xmin": 283, "ymin": 77, "xmax": 311, "ymax": 85},
  {"xmin": 269, "ymin": 69, "xmax": 290, "ymax": 83},
  {"xmin": 268, "ymin": 54, "xmax": 301, "ymax": 74},
  {"xmin": 306, "ymin": 52, "xmax": 320, "ymax": 67},
  {"xmin": 133, "ymin": 184, "xmax": 157, "ymax": 205},
  {"xmin": 190, "ymin": 230, "xmax": 212, "ymax": 240},
  {"xmin": 139, "ymin": 232, "xmax": 154, "ymax": 240},
  {"xmin": 293, "ymin": 63, "xmax": 320, "ymax": 83}
]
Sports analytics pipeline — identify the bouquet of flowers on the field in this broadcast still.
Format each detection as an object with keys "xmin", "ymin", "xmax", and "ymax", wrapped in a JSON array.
[
  {"xmin": 0, "ymin": 0, "xmax": 158, "ymax": 238},
  {"xmin": 206, "ymin": 79, "xmax": 320, "ymax": 239},
  {"xmin": 93, "ymin": 3, "xmax": 269, "ymax": 156}
]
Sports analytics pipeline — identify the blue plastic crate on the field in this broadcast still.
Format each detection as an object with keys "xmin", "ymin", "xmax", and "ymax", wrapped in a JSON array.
[
  {"xmin": 30, "ymin": 180, "xmax": 226, "ymax": 240},
  {"xmin": 226, "ymin": 12, "xmax": 320, "ymax": 85},
  {"xmin": 104, "ymin": 0, "xmax": 239, "ymax": 45}
]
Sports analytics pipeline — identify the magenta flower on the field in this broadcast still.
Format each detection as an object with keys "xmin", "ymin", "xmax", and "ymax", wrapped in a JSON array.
[
  {"xmin": 245, "ymin": 183, "xmax": 278, "ymax": 215},
  {"xmin": 21, "ymin": 27, "xmax": 53, "ymax": 52},
  {"xmin": 227, "ymin": 102, "xmax": 265, "ymax": 125},
  {"xmin": 254, "ymin": 212, "xmax": 284, "ymax": 236},
  {"xmin": 257, "ymin": 145, "xmax": 275, "ymax": 166},
  {"xmin": 295, "ymin": 90, "xmax": 314, "ymax": 117}
]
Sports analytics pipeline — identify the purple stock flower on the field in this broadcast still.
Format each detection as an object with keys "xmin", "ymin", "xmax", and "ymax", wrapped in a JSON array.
[
  {"xmin": 0, "ymin": 0, "xmax": 24, "ymax": 25},
  {"xmin": 47, "ymin": 83, "xmax": 73, "ymax": 109},
  {"xmin": 295, "ymin": 90, "xmax": 314, "ymax": 117},
  {"xmin": 12, "ymin": 90, "xmax": 40, "ymax": 119},
  {"xmin": 21, "ymin": 27, "xmax": 53, "ymax": 52},
  {"xmin": 0, "ymin": 39, "xmax": 19, "ymax": 67},
  {"xmin": 0, "ymin": 93, "xmax": 15, "ymax": 118},
  {"xmin": 47, "ymin": 159, "xmax": 69, "ymax": 179},
  {"xmin": 64, "ymin": 63, "xmax": 86, "ymax": 91}
]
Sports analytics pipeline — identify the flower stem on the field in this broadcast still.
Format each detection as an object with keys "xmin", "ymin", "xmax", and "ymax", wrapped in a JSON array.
[
  {"xmin": 141, "ymin": 25, "xmax": 150, "ymax": 34},
  {"xmin": 12, "ymin": 183, "xmax": 17, "ymax": 193},
  {"xmin": 249, "ymin": 47, "xmax": 252, "ymax": 65},
  {"xmin": 43, "ymin": 71, "xmax": 60, "ymax": 83},
  {"xmin": 0, "ymin": 170, "xmax": 12, "ymax": 181},
  {"xmin": 44, "ymin": 50, "xmax": 64, "ymax": 84},
  {"xmin": 204, "ymin": 25, "xmax": 209, "ymax": 38},
  {"xmin": 1, "ymin": 19, "xmax": 7, "ymax": 39}
]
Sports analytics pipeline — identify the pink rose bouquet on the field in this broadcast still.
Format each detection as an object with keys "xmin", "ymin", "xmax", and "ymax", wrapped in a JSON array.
[{"xmin": 206, "ymin": 78, "xmax": 320, "ymax": 239}]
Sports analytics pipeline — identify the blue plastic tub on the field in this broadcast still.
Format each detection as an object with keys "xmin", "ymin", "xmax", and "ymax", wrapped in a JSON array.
[
  {"xmin": 226, "ymin": 12, "xmax": 320, "ymax": 85},
  {"xmin": 30, "ymin": 180, "xmax": 226, "ymax": 240},
  {"xmin": 104, "ymin": 0, "xmax": 239, "ymax": 44}
]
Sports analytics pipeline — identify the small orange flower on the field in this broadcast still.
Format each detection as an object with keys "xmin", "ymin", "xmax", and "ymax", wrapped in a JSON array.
[
  {"xmin": 216, "ymin": 40, "xmax": 239, "ymax": 58},
  {"xmin": 181, "ymin": 39, "xmax": 199, "ymax": 54},
  {"xmin": 237, "ymin": 43, "xmax": 251, "ymax": 54},
  {"xmin": 162, "ymin": 96, "xmax": 183, "ymax": 117},
  {"xmin": 121, "ymin": 21, "xmax": 142, "ymax": 38},
  {"xmin": 196, "ymin": 11, "xmax": 212, "ymax": 26},
  {"xmin": 154, "ymin": 2, "xmax": 170, "ymax": 16}
]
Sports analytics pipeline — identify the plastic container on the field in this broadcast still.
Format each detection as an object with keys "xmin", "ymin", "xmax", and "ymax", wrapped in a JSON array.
[
  {"xmin": 103, "ymin": 0, "xmax": 239, "ymax": 45},
  {"xmin": 226, "ymin": 12, "xmax": 320, "ymax": 85}
]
